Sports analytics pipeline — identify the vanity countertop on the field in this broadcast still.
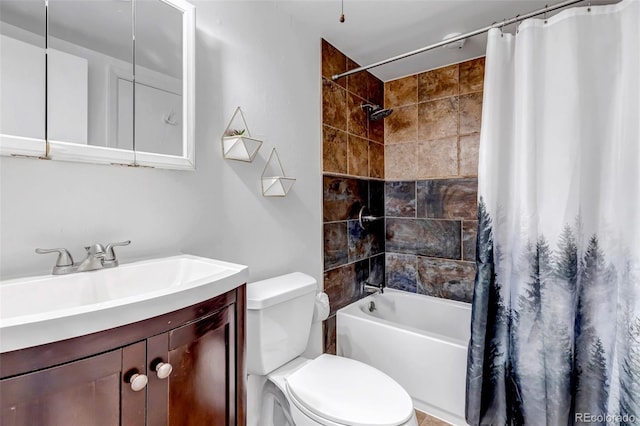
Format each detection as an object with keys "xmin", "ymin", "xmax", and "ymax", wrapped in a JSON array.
[{"xmin": 0, "ymin": 254, "xmax": 248, "ymax": 353}]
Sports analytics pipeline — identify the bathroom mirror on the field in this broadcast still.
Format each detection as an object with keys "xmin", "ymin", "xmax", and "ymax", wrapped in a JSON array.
[
  {"xmin": 0, "ymin": 0, "xmax": 195, "ymax": 170},
  {"xmin": 0, "ymin": 0, "xmax": 47, "ymax": 157}
]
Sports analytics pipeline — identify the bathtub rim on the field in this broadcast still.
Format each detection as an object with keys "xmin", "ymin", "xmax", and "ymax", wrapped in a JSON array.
[{"xmin": 336, "ymin": 289, "xmax": 471, "ymax": 349}]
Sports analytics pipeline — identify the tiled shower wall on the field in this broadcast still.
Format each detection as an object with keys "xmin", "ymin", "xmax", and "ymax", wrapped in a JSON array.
[
  {"xmin": 321, "ymin": 43, "xmax": 485, "ymax": 353},
  {"xmin": 384, "ymin": 58, "xmax": 485, "ymax": 303},
  {"xmin": 321, "ymin": 40, "xmax": 385, "ymax": 354}
]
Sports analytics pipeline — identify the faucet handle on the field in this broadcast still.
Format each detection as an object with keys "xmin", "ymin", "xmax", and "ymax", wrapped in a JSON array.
[
  {"xmin": 84, "ymin": 244, "xmax": 106, "ymax": 256},
  {"xmin": 103, "ymin": 240, "xmax": 131, "ymax": 267},
  {"xmin": 35, "ymin": 248, "xmax": 74, "ymax": 267}
]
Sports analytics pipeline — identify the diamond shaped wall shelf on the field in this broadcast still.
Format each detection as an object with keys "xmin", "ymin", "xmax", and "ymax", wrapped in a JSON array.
[
  {"xmin": 261, "ymin": 148, "xmax": 296, "ymax": 197},
  {"xmin": 221, "ymin": 107, "xmax": 263, "ymax": 162}
]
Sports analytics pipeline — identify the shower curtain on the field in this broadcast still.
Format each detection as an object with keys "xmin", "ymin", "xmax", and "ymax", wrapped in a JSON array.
[{"xmin": 466, "ymin": 1, "xmax": 640, "ymax": 425}]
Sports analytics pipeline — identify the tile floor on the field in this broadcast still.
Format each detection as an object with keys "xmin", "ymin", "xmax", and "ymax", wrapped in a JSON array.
[{"xmin": 415, "ymin": 409, "xmax": 451, "ymax": 426}]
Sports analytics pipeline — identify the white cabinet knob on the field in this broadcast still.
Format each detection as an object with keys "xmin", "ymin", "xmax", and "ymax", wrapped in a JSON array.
[
  {"xmin": 155, "ymin": 362, "xmax": 173, "ymax": 379},
  {"xmin": 129, "ymin": 373, "xmax": 148, "ymax": 392}
]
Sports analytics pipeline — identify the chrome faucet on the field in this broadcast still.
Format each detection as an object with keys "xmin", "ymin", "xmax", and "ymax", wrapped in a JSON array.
[
  {"xmin": 362, "ymin": 280, "xmax": 385, "ymax": 296},
  {"xmin": 36, "ymin": 240, "xmax": 130, "ymax": 275}
]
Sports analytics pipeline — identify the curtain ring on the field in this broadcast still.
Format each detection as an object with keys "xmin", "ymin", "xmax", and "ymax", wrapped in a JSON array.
[
  {"xmin": 515, "ymin": 14, "xmax": 521, "ymax": 34},
  {"xmin": 500, "ymin": 18, "xmax": 506, "ymax": 37},
  {"xmin": 544, "ymin": 4, "xmax": 548, "ymax": 24},
  {"xmin": 588, "ymin": 0, "xmax": 592, "ymax": 12}
]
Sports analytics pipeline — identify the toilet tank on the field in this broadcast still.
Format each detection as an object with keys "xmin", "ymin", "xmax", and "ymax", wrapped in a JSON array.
[{"xmin": 246, "ymin": 273, "xmax": 317, "ymax": 375}]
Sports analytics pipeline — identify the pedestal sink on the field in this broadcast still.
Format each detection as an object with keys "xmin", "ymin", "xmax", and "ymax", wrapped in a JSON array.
[{"xmin": 0, "ymin": 254, "xmax": 248, "ymax": 353}]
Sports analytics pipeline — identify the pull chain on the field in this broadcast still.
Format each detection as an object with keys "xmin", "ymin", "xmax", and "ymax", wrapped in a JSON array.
[{"xmin": 339, "ymin": 0, "xmax": 345, "ymax": 23}]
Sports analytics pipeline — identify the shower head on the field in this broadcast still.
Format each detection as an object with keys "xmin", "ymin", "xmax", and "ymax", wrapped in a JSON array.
[{"xmin": 361, "ymin": 103, "xmax": 393, "ymax": 121}]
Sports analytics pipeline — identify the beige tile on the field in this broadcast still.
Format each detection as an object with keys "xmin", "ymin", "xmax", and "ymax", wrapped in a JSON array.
[
  {"xmin": 369, "ymin": 141, "xmax": 384, "ymax": 179},
  {"xmin": 385, "ymin": 104, "xmax": 418, "ymax": 144},
  {"xmin": 347, "ymin": 92, "xmax": 368, "ymax": 139},
  {"xmin": 459, "ymin": 133, "xmax": 480, "ymax": 177},
  {"xmin": 322, "ymin": 79, "xmax": 347, "ymax": 131},
  {"xmin": 459, "ymin": 92, "xmax": 483, "ymax": 135},
  {"xmin": 418, "ymin": 97, "xmax": 459, "ymax": 141},
  {"xmin": 384, "ymin": 75, "xmax": 418, "ymax": 108},
  {"xmin": 420, "ymin": 414, "xmax": 451, "ymax": 426},
  {"xmin": 322, "ymin": 39, "xmax": 347, "ymax": 88},
  {"xmin": 418, "ymin": 64, "xmax": 459, "ymax": 102},
  {"xmin": 418, "ymin": 137, "xmax": 458, "ymax": 178},
  {"xmin": 460, "ymin": 57, "xmax": 485, "ymax": 94},
  {"xmin": 348, "ymin": 134, "xmax": 369, "ymax": 177},
  {"xmin": 415, "ymin": 410, "xmax": 427, "ymax": 423},
  {"xmin": 322, "ymin": 125, "xmax": 347, "ymax": 174},
  {"xmin": 385, "ymin": 142, "xmax": 417, "ymax": 181}
]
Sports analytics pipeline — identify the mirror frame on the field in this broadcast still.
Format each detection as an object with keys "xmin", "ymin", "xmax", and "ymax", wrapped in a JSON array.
[{"xmin": 0, "ymin": 0, "xmax": 196, "ymax": 170}]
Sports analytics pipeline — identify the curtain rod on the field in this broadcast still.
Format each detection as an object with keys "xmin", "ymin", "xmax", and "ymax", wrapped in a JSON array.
[{"xmin": 332, "ymin": 0, "xmax": 586, "ymax": 81}]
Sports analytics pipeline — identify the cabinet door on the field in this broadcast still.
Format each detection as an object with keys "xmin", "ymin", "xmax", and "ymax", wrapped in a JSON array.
[
  {"xmin": 147, "ymin": 304, "xmax": 236, "ymax": 426},
  {"xmin": 1, "ymin": 349, "xmax": 121, "ymax": 426},
  {"xmin": 1, "ymin": 342, "xmax": 148, "ymax": 426}
]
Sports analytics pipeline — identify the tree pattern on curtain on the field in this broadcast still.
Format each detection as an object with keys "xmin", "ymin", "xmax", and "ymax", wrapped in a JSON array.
[{"xmin": 467, "ymin": 198, "xmax": 640, "ymax": 425}]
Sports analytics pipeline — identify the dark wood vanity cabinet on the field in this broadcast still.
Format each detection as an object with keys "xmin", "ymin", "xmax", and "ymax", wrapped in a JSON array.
[{"xmin": 0, "ymin": 285, "xmax": 246, "ymax": 426}]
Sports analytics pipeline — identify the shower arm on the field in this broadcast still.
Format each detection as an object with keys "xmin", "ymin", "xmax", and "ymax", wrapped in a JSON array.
[{"xmin": 331, "ymin": 0, "xmax": 588, "ymax": 81}]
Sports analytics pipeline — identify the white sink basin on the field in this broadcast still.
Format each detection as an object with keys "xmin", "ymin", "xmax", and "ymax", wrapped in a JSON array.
[{"xmin": 0, "ymin": 254, "xmax": 248, "ymax": 353}]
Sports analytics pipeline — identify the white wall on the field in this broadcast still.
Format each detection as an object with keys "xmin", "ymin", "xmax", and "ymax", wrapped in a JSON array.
[{"xmin": 0, "ymin": 1, "xmax": 323, "ymax": 287}]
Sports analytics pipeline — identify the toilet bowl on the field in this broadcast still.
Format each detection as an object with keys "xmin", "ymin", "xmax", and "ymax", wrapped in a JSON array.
[{"xmin": 246, "ymin": 273, "xmax": 418, "ymax": 426}]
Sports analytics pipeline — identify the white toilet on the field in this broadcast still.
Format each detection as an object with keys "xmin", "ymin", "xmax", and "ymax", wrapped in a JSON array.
[{"xmin": 246, "ymin": 272, "xmax": 418, "ymax": 426}]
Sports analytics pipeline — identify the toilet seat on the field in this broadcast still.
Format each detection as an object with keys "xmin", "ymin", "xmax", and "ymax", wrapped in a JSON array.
[{"xmin": 285, "ymin": 354, "xmax": 414, "ymax": 426}]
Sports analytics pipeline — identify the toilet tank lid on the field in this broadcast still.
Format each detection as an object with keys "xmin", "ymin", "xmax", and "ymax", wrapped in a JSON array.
[{"xmin": 247, "ymin": 272, "xmax": 317, "ymax": 310}]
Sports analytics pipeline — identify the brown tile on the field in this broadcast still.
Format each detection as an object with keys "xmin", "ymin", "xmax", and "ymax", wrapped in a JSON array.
[
  {"xmin": 385, "ymin": 104, "xmax": 417, "ymax": 144},
  {"xmin": 323, "ymin": 126, "xmax": 347, "ymax": 174},
  {"xmin": 463, "ymin": 220, "xmax": 478, "ymax": 261},
  {"xmin": 348, "ymin": 134, "xmax": 369, "ymax": 177},
  {"xmin": 367, "ymin": 72, "xmax": 384, "ymax": 106},
  {"xmin": 369, "ymin": 117, "xmax": 384, "ymax": 143},
  {"xmin": 347, "ymin": 92, "xmax": 368, "ymax": 138},
  {"xmin": 418, "ymin": 137, "xmax": 458, "ymax": 179},
  {"xmin": 459, "ymin": 133, "xmax": 480, "ymax": 177},
  {"xmin": 323, "ymin": 315, "xmax": 337, "ymax": 355},
  {"xmin": 385, "ymin": 142, "xmax": 417, "ymax": 181},
  {"xmin": 323, "ymin": 175, "xmax": 368, "ymax": 222},
  {"xmin": 417, "ymin": 257, "xmax": 476, "ymax": 303},
  {"xmin": 418, "ymin": 64, "xmax": 459, "ymax": 102},
  {"xmin": 417, "ymin": 178, "xmax": 478, "ymax": 220},
  {"xmin": 418, "ymin": 97, "xmax": 458, "ymax": 141},
  {"xmin": 384, "ymin": 75, "xmax": 418, "ymax": 108},
  {"xmin": 322, "ymin": 79, "xmax": 347, "ymax": 131},
  {"xmin": 459, "ymin": 92, "xmax": 483, "ymax": 135},
  {"xmin": 323, "ymin": 260, "xmax": 368, "ymax": 314},
  {"xmin": 324, "ymin": 222, "xmax": 348, "ymax": 270},
  {"xmin": 347, "ymin": 58, "xmax": 369, "ymax": 101},
  {"xmin": 459, "ymin": 57, "xmax": 485, "ymax": 94},
  {"xmin": 369, "ymin": 141, "xmax": 384, "ymax": 179},
  {"xmin": 322, "ymin": 39, "xmax": 346, "ymax": 88}
]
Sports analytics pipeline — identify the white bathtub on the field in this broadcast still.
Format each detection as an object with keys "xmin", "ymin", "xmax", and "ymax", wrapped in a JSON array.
[{"xmin": 337, "ymin": 289, "xmax": 471, "ymax": 426}]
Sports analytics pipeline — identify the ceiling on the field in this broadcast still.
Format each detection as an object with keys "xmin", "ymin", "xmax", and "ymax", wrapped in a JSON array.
[{"xmin": 275, "ymin": 0, "xmax": 601, "ymax": 81}]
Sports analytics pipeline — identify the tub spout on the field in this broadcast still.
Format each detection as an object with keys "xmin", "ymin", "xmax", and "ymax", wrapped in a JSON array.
[{"xmin": 362, "ymin": 281, "xmax": 384, "ymax": 295}]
